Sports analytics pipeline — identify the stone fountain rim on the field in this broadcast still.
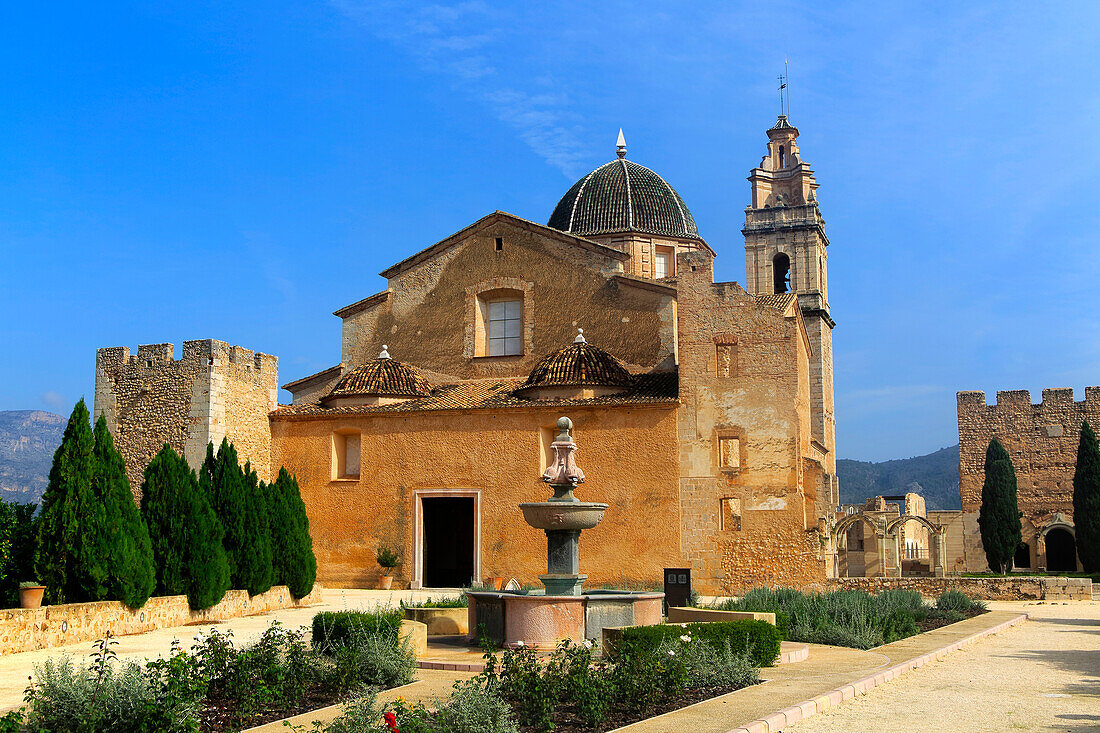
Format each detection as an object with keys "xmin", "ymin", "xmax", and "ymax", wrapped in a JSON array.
[{"xmin": 464, "ymin": 590, "xmax": 665, "ymax": 601}]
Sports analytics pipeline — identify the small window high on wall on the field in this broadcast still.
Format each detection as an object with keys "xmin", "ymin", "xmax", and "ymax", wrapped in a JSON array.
[
  {"xmin": 773, "ymin": 253, "xmax": 791, "ymax": 294},
  {"xmin": 487, "ymin": 299, "xmax": 522, "ymax": 356},
  {"xmin": 332, "ymin": 431, "xmax": 361, "ymax": 480}
]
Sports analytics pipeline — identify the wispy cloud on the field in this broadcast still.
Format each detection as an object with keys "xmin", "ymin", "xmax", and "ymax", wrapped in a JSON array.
[
  {"xmin": 39, "ymin": 390, "xmax": 65, "ymax": 410},
  {"xmin": 329, "ymin": 1, "xmax": 590, "ymax": 177}
]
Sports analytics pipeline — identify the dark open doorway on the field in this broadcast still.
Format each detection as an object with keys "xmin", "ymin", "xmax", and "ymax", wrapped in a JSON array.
[
  {"xmin": 422, "ymin": 497, "xmax": 475, "ymax": 588},
  {"xmin": 1014, "ymin": 542, "xmax": 1031, "ymax": 569},
  {"xmin": 1045, "ymin": 528, "xmax": 1077, "ymax": 571}
]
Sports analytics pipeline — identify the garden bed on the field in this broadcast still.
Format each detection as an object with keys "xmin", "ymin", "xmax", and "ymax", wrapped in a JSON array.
[{"xmin": 914, "ymin": 606, "xmax": 987, "ymax": 633}]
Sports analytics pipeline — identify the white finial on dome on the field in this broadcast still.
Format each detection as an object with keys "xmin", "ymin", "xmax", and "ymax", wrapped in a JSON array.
[
  {"xmin": 616, "ymin": 128, "xmax": 626, "ymax": 159},
  {"xmin": 574, "ymin": 328, "xmax": 586, "ymax": 344},
  {"xmin": 379, "ymin": 345, "xmax": 391, "ymax": 359}
]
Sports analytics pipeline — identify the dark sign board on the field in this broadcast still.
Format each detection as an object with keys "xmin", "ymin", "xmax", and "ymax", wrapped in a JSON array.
[{"xmin": 663, "ymin": 567, "xmax": 691, "ymax": 612}]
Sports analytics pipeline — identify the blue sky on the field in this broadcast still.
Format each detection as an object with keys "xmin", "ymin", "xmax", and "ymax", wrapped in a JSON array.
[{"xmin": 1, "ymin": 1, "xmax": 1098, "ymax": 462}]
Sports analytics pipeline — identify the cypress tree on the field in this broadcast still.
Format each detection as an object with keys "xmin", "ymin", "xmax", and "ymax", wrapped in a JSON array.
[
  {"xmin": 269, "ymin": 468, "xmax": 316, "ymax": 599},
  {"xmin": 91, "ymin": 416, "xmax": 155, "ymax": 608},
  {"xmin": 141, "ymin": 444, "xmax": 230, "ymax": 609},
  {"xmin": 243, "ymin": 460, "xmax": 274, "ymax": 596},
  {"xmin": 1073, "ymin": 420, "xmax": 1100, "ymax": 571},
  {"xmin": 978, "ymin": 438, "xmax": 1023, "ymax": 574},
  {"xmin": 35, "ymin": 399, "xmax": 98, "ymax": 604},
  {"xmin": 203, "ymin": 439, "xmax": 273, "ymax": 595}
]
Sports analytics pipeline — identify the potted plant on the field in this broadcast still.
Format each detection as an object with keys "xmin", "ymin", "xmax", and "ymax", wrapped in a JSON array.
[
  {"xmin": 376, "ymin": 546, "xmax": 399, "ymax": 589},
  {"xmin": 19, "ymin": 580, "xmax": 46, "ymax": 609}
]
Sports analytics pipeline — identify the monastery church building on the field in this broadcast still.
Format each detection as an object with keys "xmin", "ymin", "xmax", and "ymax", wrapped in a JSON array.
[{"xmin": 95, "ymin": 118, "xmax": 839, "ymax": 594}]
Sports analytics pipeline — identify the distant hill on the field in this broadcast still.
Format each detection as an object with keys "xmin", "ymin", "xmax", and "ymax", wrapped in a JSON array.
[
  {"xmin": 837, "ymin": 445, "xmax": 961, "ymax": 510},
  {"xmin": 0, "ymin": 410, "xmax": 65, "ymax": 505}
]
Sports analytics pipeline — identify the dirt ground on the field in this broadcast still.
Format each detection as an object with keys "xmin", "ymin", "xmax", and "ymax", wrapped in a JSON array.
[{"xmin": 787, "ymin": 600, "xmax": 1100, "ymax": 733}]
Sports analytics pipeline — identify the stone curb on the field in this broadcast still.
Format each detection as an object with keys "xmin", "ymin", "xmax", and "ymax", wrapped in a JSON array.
[
  {"xmin": 417, "ymin": 660, "xmax": 485, "ymax": 672},
  {"xmin": 725, "ymin": 613, "xmax": 1029, "ymax": 733}
]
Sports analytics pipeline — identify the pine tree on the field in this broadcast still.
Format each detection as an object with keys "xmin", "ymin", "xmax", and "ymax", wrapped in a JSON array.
[
  {"xmin": 269, "ymin": 468, "xmax": 316, "ymax": 599},
  {"xmin": 1073, "ymin": 420, "xmax": 1100, "ymax": 571},
  {"xmin": 203, "ymin": 439, "xmax": 273, "ymax": 595},
  {"xmin": 978, "ymin": 437, "xmax": 1023, "ymax": 574},
  {"xmin": 91, "ymin": 416, "xmax": 155, "ymax": 608},
  {"xmin": 35, "ymin": 399, "xmax": 98, "ymax": 604},
  {"xmin": 141, "ymin": 444, "xmax": 230, "ymax": 609}
]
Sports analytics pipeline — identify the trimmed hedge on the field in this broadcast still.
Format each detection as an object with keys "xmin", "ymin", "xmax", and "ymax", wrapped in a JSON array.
[
  {"xmin": 312, "ymin": 609, "xmax": 402, "ymax": 650},
  {"xmin": 609, "ymin": 619, "xmax": 781, "ymax": 668}
]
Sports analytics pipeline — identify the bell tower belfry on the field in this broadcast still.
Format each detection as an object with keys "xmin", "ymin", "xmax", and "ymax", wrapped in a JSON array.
[{"xmin": 743, "ymin": 115, "xmax": 837, "ymax": 493}]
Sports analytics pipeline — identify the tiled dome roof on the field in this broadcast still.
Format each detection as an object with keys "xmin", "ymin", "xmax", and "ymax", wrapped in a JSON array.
[
  {"xmin": 548, "ymin": 158, "xmax": 698, "ymax": 238},
  {"xmin": 517, "ymin": 332, "xmax": 633, "ymax": 395},
  {"xmin": 326, "ymin": 350, "xmax": 431, "ymax": 400}
]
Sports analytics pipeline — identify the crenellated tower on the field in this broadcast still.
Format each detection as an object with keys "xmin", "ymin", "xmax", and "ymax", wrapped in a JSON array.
[{"xmin": 743, "ymin": 115, "xmax": 837, "ymax": 503}]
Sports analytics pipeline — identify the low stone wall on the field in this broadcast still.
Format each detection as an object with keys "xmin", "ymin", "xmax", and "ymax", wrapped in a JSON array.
[
  {"xmin": 0, "ymin": 585, "xmax": 323, "ymax": 656},
  {"xmin": 828, "ymin": 576, "xmax": 1091, "ymax": 601},
  {"xmin": 667, "ymin": 607, "xmax": 777, "ymax": 626}
]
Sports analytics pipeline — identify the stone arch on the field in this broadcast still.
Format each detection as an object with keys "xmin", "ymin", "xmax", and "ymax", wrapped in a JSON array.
[
  {"xmin": 1037, "ymin": 514, "xmax": 1078, "ymax": 572},
  {"xmin": 833, "ymin": 514, "xmax": 884, "ymax": 578},
  {"xmin": 886, "ymin": 515, "xmax": 945, "ymax": 578}
]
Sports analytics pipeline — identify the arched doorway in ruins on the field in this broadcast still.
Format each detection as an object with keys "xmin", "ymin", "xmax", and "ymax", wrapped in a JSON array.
[{"xmin": 1045, "ymin": 527, "xmax": 1078, "ymax": 572}]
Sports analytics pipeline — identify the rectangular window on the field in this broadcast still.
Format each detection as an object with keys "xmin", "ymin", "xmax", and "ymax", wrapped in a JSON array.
[
  {"xmin": 488, "ymin": 300, "xmax": 522, "ymax": 356},
  {"xmin": 720, "ymin": 498, "xmax": 742, "ymax": 531},
  {"xmin": 654, "ymin": 252, "xmax": 668, "ymax": 279},
  {"xmin": 718, "ymin": 436, "xmax": 740, "ymax": 469},
  {"xmin": 716, "ymin": 342, "xmax": 737, "ymax": 377},
  {"xmin": 333, "ymin": 431, "xmax": 361, "ymax": 480}
]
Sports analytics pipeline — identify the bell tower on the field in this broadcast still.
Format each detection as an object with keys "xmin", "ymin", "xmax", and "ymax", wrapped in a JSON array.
[{"xmin": 743, "ymin": 115, "xmax": 836, "ymax": 494}]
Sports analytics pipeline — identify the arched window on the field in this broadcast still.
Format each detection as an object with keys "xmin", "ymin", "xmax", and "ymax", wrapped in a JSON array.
[
  {"xmin": 778, "ymin": 145, "xmax": 786, "ymax": 168},
  {"xmin": 773, "ymin": 253, "xmax": 791, "ymax": 294}
]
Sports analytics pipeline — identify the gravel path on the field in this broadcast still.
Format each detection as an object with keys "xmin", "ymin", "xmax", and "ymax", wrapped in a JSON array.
[{"xmin": 787, "ymin": 601, "xmax": 1100, "ymax": 733}]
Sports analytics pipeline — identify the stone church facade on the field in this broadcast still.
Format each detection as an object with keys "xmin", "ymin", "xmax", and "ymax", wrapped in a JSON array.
[{"xmin": 95, "ymin": 118, "xmax": 840, "ymax": 594}]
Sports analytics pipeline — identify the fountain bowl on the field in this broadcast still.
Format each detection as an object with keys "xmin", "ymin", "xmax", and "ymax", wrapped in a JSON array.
[{"xmin": 519, "ymin": 501, "xmax": 608, "ymax": 531}]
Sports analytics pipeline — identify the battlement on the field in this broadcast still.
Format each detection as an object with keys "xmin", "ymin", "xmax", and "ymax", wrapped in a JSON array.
[
  {"xmin": 97, "ymin": 340, "xmax": 277, "ymax": 377},
  {"xmin": 957, "ymin": 387, "xmax": 1100, "ymax": 412}
]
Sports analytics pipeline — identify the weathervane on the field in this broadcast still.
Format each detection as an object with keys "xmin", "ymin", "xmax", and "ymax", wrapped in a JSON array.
[{"xmin": 777, "ymin": 59, "xmax": 790, "ymax": 118}]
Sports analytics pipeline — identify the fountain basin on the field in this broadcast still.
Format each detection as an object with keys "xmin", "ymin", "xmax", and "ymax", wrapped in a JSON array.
[
  {"xmin": 519, "ymin": 502, "xmax": 608, "ymax": 531},
  {"xmin": 466, "ymin": 589, "xmax": 664, "ymax": 651}
]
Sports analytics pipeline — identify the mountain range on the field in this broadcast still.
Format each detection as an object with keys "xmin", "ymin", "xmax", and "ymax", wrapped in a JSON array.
[
  {"xmin": 837, "ymin": 445, "xmax": 961, "ymax": 510},
  {"xmin": 0, "ymin": 410, "xmax": 65, "ymax": 505}
]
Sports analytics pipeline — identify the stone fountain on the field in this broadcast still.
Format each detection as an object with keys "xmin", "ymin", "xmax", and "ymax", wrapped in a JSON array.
[
  {"xmin": 520, "ymin": 416, "xmax": 608, "ymax": 596},
  {"xmin": 466, "ymin": 416, "xmax": 663, "ymax": 650}
]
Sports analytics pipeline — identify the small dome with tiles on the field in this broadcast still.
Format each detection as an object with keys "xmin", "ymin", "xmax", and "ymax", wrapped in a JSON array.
[
  {"xmin": 517, "ymin": 330, "xmax": 633, "ymax": 399},
  {"xmin": 323, "ymin": 346, "xmax": 431, "ymax": 406}
]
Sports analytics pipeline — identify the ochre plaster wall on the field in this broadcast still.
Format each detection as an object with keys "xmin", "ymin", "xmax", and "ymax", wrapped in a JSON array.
[
  {"xmin": 338, "ymin": 216, "xmax": 675, "ymax": 379},
  {"xmin": 270, "ymin": 405, "xmax": 681, "ymax": 589},
  {"xmin": 674, "ymin": 250, "xmax": 825, "ymax": 595}
]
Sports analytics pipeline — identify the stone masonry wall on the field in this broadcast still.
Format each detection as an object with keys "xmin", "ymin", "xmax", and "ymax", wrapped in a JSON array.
[
  {"xmin": 675, "ymin": 249, "xmax": 827, "ymax": 595},
  {"xmin": 0, "ymin": 585, "xmax": 322, "ymax": 655},
  {"xmin": 957, "ymin": 388, "xmax": 1100, "ymax": 571},
  {"xmin": 95, "ymin": 340, "xmax": 278, "ymax": 493},
  {"xmin": 829, "ymin": 575, "xmax": 1092, "ymax": 601}
]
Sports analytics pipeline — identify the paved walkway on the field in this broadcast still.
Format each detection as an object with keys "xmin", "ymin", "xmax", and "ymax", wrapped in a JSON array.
[
  {"xmin": 786, "ymin": 600, "xmax": 1100, "ymax": 733},
  {"xmin": 0, "ymin": 588, "xmax": 462, "ymax": 713}
]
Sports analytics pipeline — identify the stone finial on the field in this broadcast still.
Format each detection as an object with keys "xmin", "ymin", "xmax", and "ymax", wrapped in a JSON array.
[
  {"xmin": 616, "ymin": 128, "xmax": 626, "ymax": 159},
  {"xmin": 574, "ymin": 328, "xmax": 586, "ymax": 344},
  {"xmin": 541, "ymin": 416, "xmax": 585, "ymax": 500},
  {"xmin": 378, "ymin": 345, "xmax": 391, "ymax": 360}
]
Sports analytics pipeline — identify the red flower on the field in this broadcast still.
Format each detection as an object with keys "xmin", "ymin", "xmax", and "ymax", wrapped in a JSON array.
[{"xmin": 384, "ymin": 711, "xmax": 400, "ymax": 733}]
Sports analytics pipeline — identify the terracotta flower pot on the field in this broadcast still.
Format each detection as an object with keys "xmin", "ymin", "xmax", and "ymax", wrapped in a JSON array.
[
  {"xmin": 485, "ymin": 576, "xmax": 504, "ymax": 590},
  {"xmin": 19, "ymin": 586, "xmax": 46, "ymax": 609},
  {"xmin": 378, "ymin": 575, "xmax": 394, "ymax": 590}
]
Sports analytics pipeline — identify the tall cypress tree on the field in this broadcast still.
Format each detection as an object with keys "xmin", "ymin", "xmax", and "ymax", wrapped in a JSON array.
[
  {"xmin": 1073, "ymin": 420, "xmax": 1100, "ymax": 571},
  {"xmin": 203, "ymin": 439, "xmax": 273, "ymax": 595},
  {"xmin": 269, "ymin": 468, "xmax": 316, "ymax": 599},
  {"xmin": 243, "ymin": 460, "xmax": 274, "ymax": 596},
  {"xmin": 35, "ymin": 399, "xmax": 98, "ymax": 604},
  {"xmin": 978, "ymin": 437, "xmax": 1023, "ymax": 573},
  {"xmin": 91, "ymin": 416, "xmax": 155, "ymax": 608},
  {"xmin": 141, "ymin": 444, "xmax": 230, "ymax": 609}
]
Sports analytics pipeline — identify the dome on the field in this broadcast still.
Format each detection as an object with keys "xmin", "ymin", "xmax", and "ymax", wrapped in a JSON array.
[
  {"xmin": 548, "ymin": 149, "xmax": 699, "ymax": 239},
  {"xmin": 324, "ymin": 347, "xmax": 431, "ymax": 405},
  {"xmin": 517, "ymin": 330, "xmax": 633, "ymax": 397}
]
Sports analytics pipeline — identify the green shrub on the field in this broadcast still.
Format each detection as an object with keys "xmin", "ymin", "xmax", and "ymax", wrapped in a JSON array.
[
  {"xmin": 376, "ymin": 546, "xmax": 399, "ymax": 569},
  {"xmin": 311, "ymin": 609, "xmax": 403, "ymax": 651},
  {"xmin": 330, "ymin": 632, "xmax": 416, "ymax": 689},
  {"xmin": 403, "ymin": 595, "xmax": 468, "ymax": 609},
  {"xmin": 322, "ymin": 687, "xmax": 383, "ymax": 733},
  {"xmin": 676, "ymin": 637, "xmax": 760, "ymax": 690},
  {"xmin": 936, "ymin": 589, "xmax": 985, "ymax": 613},
  {"xmin": 435, "ymin": 679, "xmax": 520, "ymax": 733},
  {"xmin": 610, "ymin": 619, "xmax": 781, "ymax": 668}
]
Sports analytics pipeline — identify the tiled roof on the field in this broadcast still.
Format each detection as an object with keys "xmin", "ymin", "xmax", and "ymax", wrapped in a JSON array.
[
  {"xmin": 548, "ymin": 159, "xmax": 699, "ymax": 239},
  {"xmin": 754, "ymin": 293, "xmax": 798, "ymax": 312},
  {"xmin": 325, "ymin": 358, "xmax": 432, "ymax": 400},
  {"xmin": 769, "ymin": 115, "xmax": 796, "ymax": 132},
  {"xmin": 517, "ymin": 342, "xmax": 633, "ymax": 393},
  {"xmin": 271, "ymin": 370, "xmax": 678, "ymax": 420}
]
